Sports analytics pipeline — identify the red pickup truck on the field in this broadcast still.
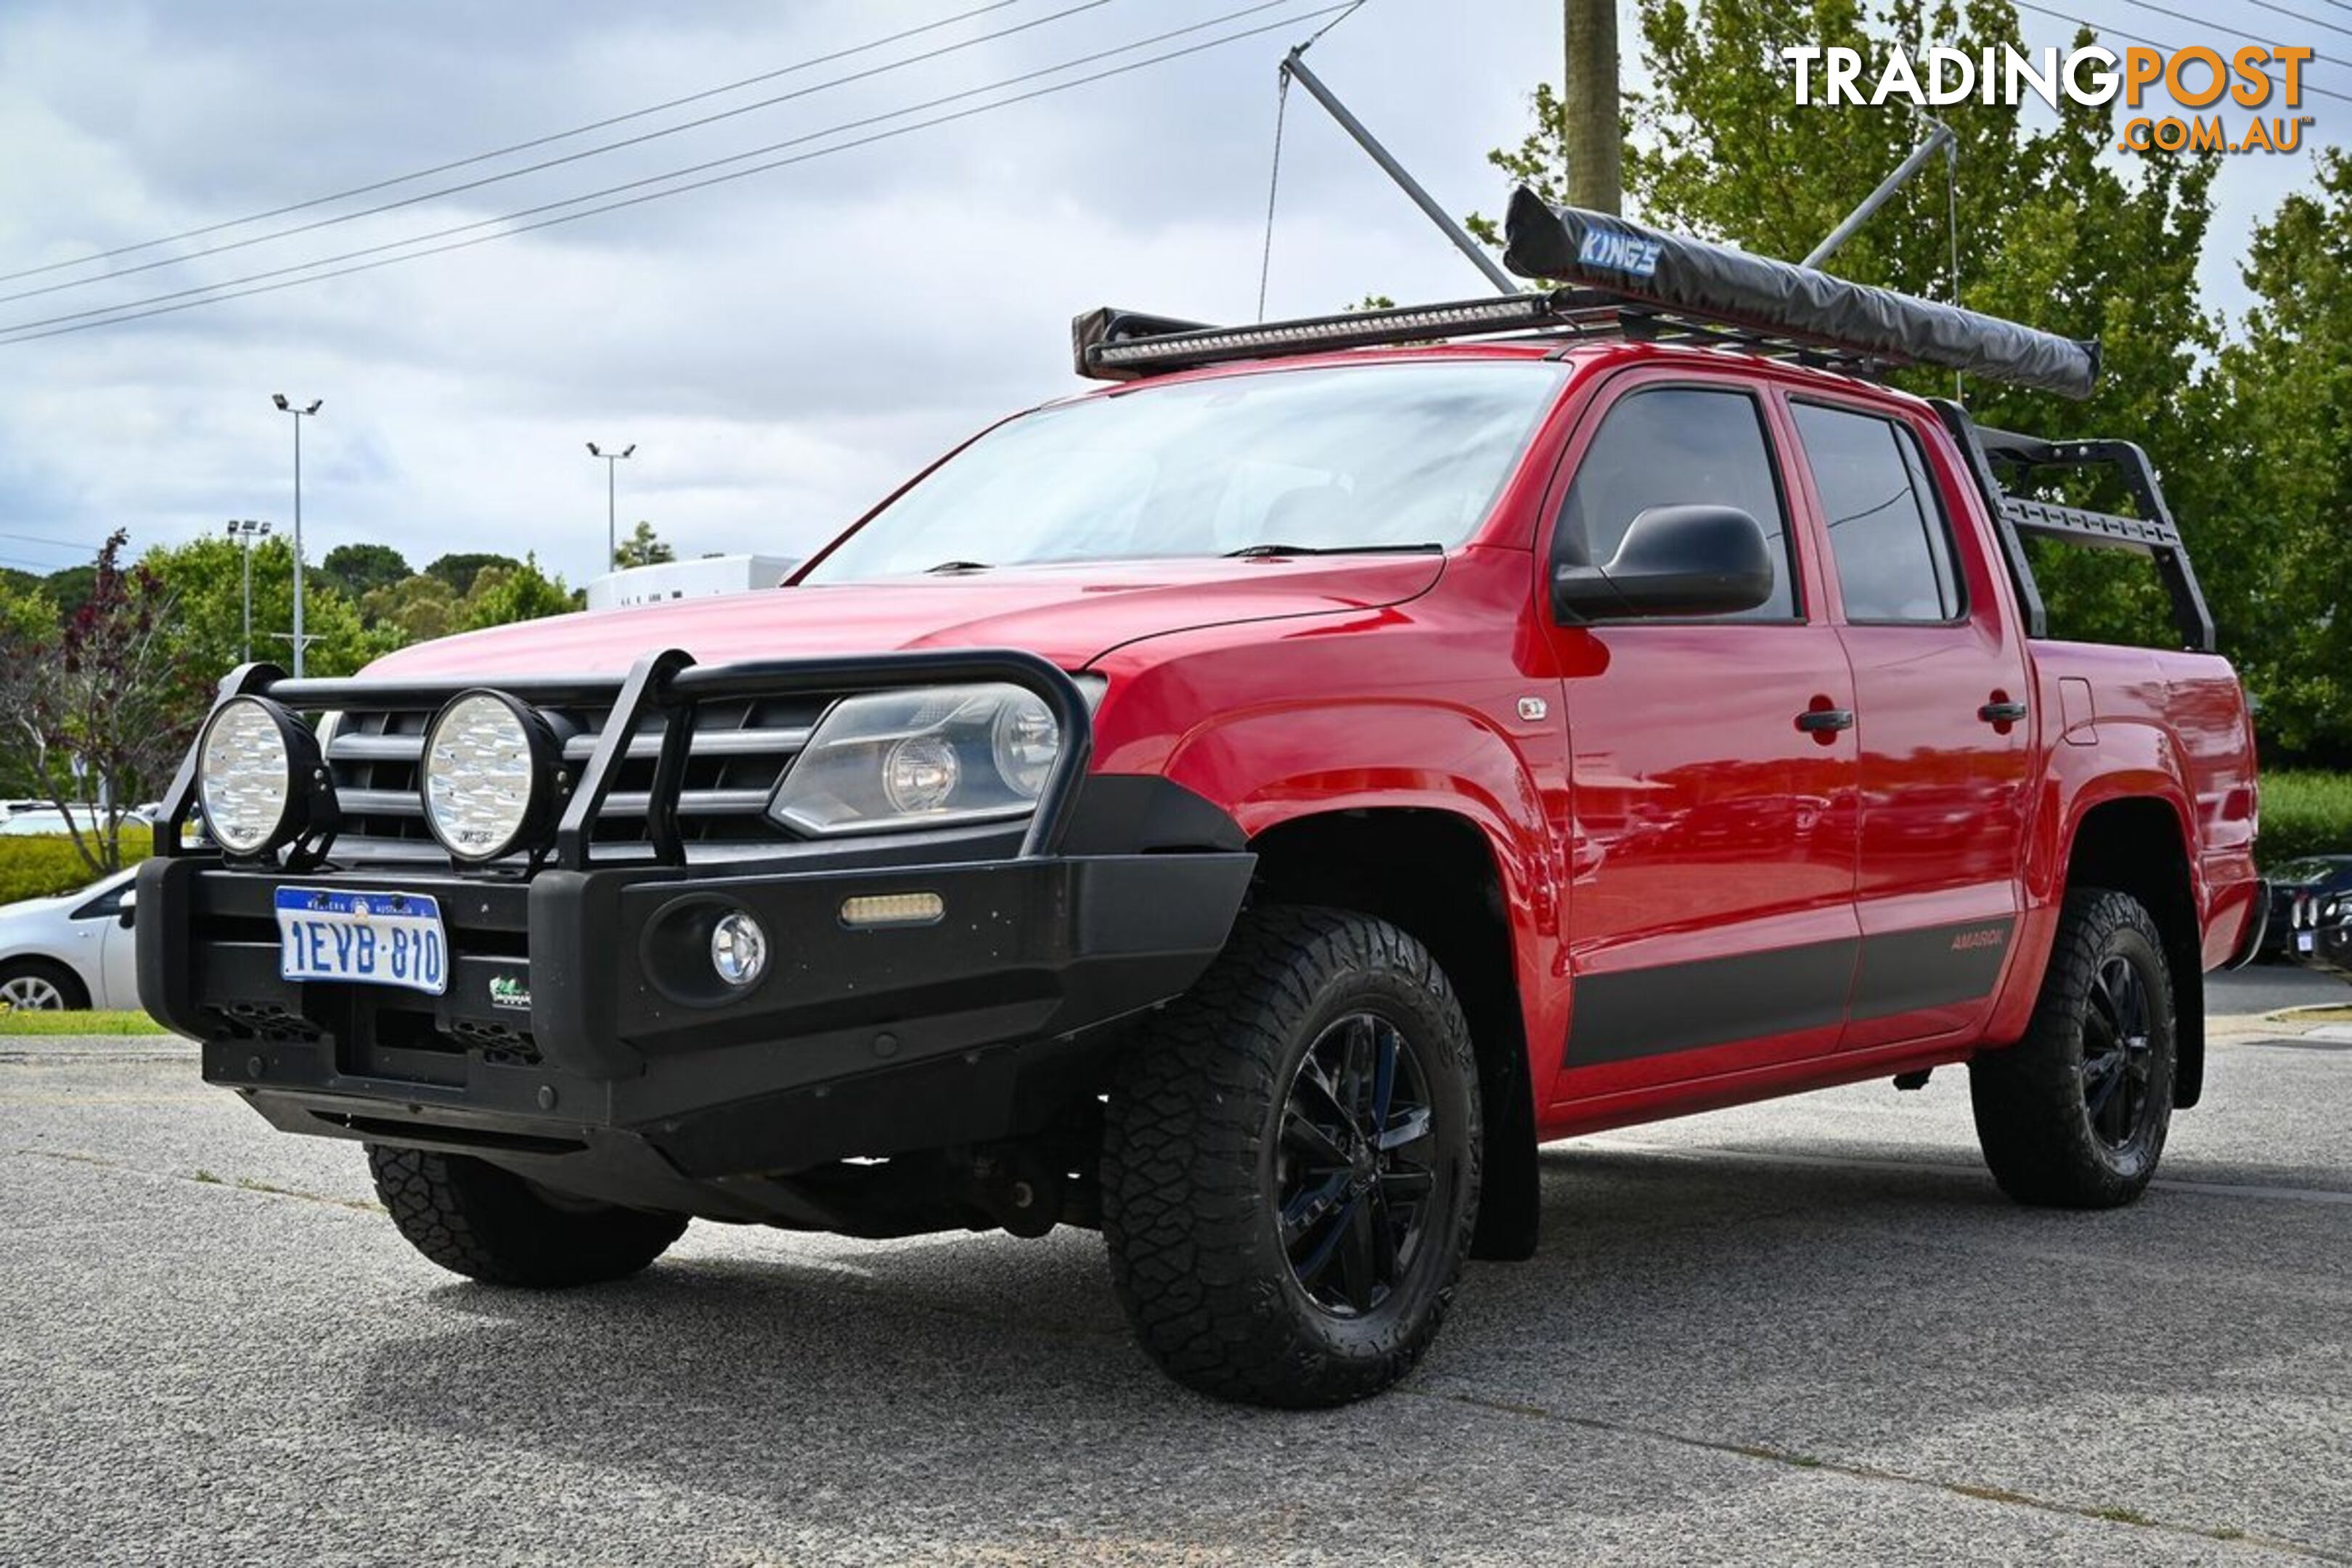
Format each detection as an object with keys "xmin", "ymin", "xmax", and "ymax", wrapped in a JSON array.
[{"xmin": 139, "ymin": 194, "xmax": 2263, "ymax": 1408}]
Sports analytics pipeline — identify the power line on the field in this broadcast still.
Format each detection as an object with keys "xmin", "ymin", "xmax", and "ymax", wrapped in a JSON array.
[
  {"xmin": 0, "ymin": 0, "xmax": 1126, "ymax": 310},
  {"xmin": 2013, "ymin": 2, "xmax": 2352, "ymax": 104},
  {"xmin": 2100, "ymin": 0, "xmax": 2337, "ymax": 63},
  {"xmin": 2236, "ymin": 0, "xmax": 2352, "ymax": 42},
  {"xmin": 0, "ymin": 0, "xmax": 1034, "ymax": 287},
  {"xmin": 0, "ymin": 1, "xmax": 1333, "ymax": 345},
  {"xmin": 0, "ymin": 529, "xmax": 105, "ymax": 553}
]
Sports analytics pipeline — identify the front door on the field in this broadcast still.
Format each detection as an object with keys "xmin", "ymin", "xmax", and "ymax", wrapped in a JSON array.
[{"xmin": 1540, "ymin": 373, "xmax": 1862, "ymax": 1110}]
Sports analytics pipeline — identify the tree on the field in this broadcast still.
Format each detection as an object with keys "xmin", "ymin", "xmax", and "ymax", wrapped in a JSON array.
[
  {"xmin": 41, "ymin": 563, "xmax": 97, "ymax": 618},
  {"xmin": 613, "ymin": 520, "xmax": 675, "ymax": 569},
  {"xmin": 142, "ymin": 535, "xmax": 388, "ymax": 685},
  {"xmin": 360, "ymin": 573, "xmax": 461, "ymax": 646},
  {"xmin": 2205, "ymin": 150, "xmax": 2352, "ymax": 759},
  {"xmin": 320, "ymin": 542, "xmax": 412, "ymax": 603},
  {"xmin": 458, "ymin": 555, "xmax": 576, "ymax": 631},
  {"xmin": 0, "ymin": 531, "xmax": 198, "ymax": 874},
  {"xmin": 423, "ymin": 552, "xmax": 520, "ymax": 596}
]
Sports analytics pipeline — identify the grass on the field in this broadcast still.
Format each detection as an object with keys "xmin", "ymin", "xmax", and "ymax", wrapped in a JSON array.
[
  {"xmin": 0, "ymin": 1008, "xmax": 171, "ymax": 1036},
  {"xmin": 2261, "ymin": 769, "xmax": 2352, "ymax": 867}
]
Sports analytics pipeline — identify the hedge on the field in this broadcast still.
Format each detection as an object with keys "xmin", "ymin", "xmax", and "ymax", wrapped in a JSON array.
[
  {"xmin": 2260, "ymin": 771, "xmax": 2352, "ymax": 869},
  {"xmin": 0, "ymin": 834, "xmax": 150, "ymax": 904}
]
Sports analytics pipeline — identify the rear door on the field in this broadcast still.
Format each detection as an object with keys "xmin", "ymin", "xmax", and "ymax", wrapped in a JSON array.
[
  {"xmin": 1540, "ymin": 370, "xmax": 1862, "ymax": 1106},
  {"xmin": 1783, "ymin": 394, "xmax": 2033, "ymax": 1049}
]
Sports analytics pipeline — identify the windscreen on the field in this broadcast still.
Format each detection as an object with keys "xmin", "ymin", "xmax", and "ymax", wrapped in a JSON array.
[{"xmin": 802, "ymin": 361, "xmax": 1564, "ymax": 582}]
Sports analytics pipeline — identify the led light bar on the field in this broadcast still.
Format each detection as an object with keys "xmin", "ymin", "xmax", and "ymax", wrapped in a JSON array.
[{"xmin": 1074, "ymin": 293, "xmax": 1570, "ymax": 380}]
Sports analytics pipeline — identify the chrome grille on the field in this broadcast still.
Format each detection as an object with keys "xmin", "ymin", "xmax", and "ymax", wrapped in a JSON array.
[{"xmin": 324, "ymin": 693, "xmax": 825, "ymax": 855}]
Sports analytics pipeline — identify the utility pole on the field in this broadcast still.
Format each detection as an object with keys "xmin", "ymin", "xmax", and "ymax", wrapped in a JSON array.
[
  {"xmin": 225, "ymin": 519, "xmax": 272, "ymax": 663},
  {"xmin": 271, "ymin": 394, "xmax": 322, "ymax": 677},
  {"xmin": 1564, "ymin": 0, "xmax": 1622, "ymax": 215},
  {"xmin": 587, "ymin": 442, "xmax": 637, "ymax": 568}
]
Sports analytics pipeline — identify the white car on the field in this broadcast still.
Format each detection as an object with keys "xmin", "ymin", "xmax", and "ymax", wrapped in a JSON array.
[
  {"xmin": 0, "ymin": 868, "xmax": 141, "ymax": 1011},
  {"xmin": 0, "ymin": 809, "xmax": 127, "ymax": 838}
]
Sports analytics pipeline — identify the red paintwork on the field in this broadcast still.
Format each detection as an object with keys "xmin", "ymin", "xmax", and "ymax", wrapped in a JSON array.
[{"xmin": 367, "ymin": 338, "xmax": 2261, "ymax": 1140}]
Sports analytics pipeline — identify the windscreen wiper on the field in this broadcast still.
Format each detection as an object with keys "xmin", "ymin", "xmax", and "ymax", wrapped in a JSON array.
[
  {"xmin": 1222, "ymin": 542, "xmax": 1444, "ymax": 558},
  {"xmin": 924, "ymin": 560, "xmax": 992, "ymax": 573}
]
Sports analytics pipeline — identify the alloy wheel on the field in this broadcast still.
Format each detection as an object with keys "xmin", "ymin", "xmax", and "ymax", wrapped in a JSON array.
[
  {"xmin": 2081, "ymin": 953, "xmax": 2155, "ymax": 1150},
  {"xmin": 1274, "ymin": 1011, "xmax": 1441, "ymax": 1317}
]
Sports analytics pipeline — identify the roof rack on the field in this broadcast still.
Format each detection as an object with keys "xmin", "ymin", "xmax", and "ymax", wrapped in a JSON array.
[
  {"xmin": 1074, "ymin": 184, "xmax": 2100, "ymax": 399},
  {"xmin": 1931, "ymin": 400, "xmax": 2214, "ymax": 653}
]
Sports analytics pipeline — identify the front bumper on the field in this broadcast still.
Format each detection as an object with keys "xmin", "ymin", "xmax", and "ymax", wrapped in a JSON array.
[
  {"xmin": 139, "ymin": 846, "xmax": 1250, "ymax": 1204},
  {"xmin": 136, "ymin": 648, "xmax": 1253, "ymax": 1219}
]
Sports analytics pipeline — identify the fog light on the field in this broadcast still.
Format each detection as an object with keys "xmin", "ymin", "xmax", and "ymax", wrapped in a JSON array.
[
  {"xmin": 710, "ymin": 911, "xmax": 768, "ymax": 987},
  {"xmin": 841, "ymin": 891, "xmax": 945, "ymax": 928}
]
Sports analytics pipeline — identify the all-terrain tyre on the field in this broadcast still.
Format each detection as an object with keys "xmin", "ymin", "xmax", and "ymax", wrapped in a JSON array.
[
  {"xmin": 367, "ymin": 1145, "xmax": 689, "ymax": 1287},
  {"xmin": 1102, "ymin": 905, "xmax": 1482, "ymax": 1408},
  {"xmin": 1969, "ymin": 889, "xmax": 2176, "ymax": 1208}
]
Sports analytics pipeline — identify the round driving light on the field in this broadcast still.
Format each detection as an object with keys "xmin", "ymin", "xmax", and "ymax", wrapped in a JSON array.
[
  {"xmin": 197, "ymin": 696, "xmax": 299, "ymax": 854},
  {"xmin": 990, "ymin": 693, "xmax": 1060, "ymax": 800},
  {"xmin": 422, "ymin": 692, "xmax": 551, "ymax": 862},
  {"xmin": 883, "ymin": 735, "xmax": 960, "ymax": 814},
  {"xmin": 710, "ymin": 911, "xmax": 768, "ymax": 988}
]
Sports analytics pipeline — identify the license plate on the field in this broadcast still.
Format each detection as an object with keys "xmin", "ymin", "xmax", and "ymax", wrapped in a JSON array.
[
  {"xmin": 2298, "ymin": 931, "xmax": 2316, "ymax": 954},
  {"xmin": 275, "ymin": 888, "xmax": 449, "ymax": 996}
]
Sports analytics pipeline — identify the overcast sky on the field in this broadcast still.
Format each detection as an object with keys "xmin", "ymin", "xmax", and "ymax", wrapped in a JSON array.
[{"xmin": 0, "ymin": 0, "xmax": 2333, "ymax": 591}]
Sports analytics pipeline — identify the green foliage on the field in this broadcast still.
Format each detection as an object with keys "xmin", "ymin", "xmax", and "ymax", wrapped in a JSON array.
[
  {"xmin": 319, "ymin": 542, "xmax": 412, "ymax": 603},
  {"xmin": 2257, "ymin": 772, "xmax": 2352, "ymax": 867},
  {"xmin": 613, "ymin": 520, "xmax": 675, "ymax": 569},
  {"xmin": 2205, "ymin": 151, "xmax": 2352, "ymax": 758},
  {"xmin": 0, "ymin": 1007, "xmax": 168, "ymax": 1034},
  {"xmin": 139, "ymin": 535, "xmax": 390, "ymax": 683},
  {"xmin": 360, "ymin": 573, "xmax": 461, "ymax": 645},
  {"xmin": 424, "ymin": 552, "xmax": 520, "ymax": 597},
  {"xmin": 0, "ymin": 833, "xmax": 151, "ymax": 903},
  {"xmin": 456, "ymin": 555, "xmax": 576, "ymax": 632},
  {"xmin": 0, "ymin": 532, "xmax": 195, "ymax": 874},
  {"xmin": 41, "ymin": 563, "xmax": 95, "ymax": 616}
]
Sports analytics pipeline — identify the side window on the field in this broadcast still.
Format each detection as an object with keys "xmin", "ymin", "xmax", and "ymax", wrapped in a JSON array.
[
  {"xmin": 1556, "ymin": 387, "xmax": 1797, "ymax": 620},
  {"xmin": 1792, "ymin": 403, "xmax": 1962, "ymax": 623}
]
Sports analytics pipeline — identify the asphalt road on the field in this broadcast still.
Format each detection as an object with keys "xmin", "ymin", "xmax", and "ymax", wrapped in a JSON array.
[{"xmin": 4, "ymin": 1008, "xmax": 2349, "ymax": 1566}]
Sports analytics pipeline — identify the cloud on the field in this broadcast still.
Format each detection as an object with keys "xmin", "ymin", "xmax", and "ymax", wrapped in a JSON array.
[{"xmin": 0, "ymin": 0, "xmax": 2330, "ymax": 589}]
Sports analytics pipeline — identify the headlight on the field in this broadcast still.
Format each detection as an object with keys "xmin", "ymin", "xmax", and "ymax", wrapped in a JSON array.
[
  {"xmin": 197, "ymin": 696, "xmax": 309, "ymax": 855},
  {"xmin": 422, "ymin": 691, "xmax": 555, "ymax": 862},
  {"xmin": 769, "ymin": 679, "xmax": 1096, "ymax": 836}
]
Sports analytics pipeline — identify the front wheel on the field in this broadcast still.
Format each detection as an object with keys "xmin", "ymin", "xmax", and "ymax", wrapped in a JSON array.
[
  {"xmin": 1969, "ymin": 889, "xmax": 2176, "ymax": 1208},
  {"xmin": 1101, "ymin": 906, "xmax": 1482, "ymax": 1408},
  {"xmin": 367, "ymin": 1146, "xmax": 688, "ymax": 1288}
]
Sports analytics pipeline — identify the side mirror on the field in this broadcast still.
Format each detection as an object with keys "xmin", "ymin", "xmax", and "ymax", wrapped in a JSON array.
[
  {"xmin": 1553, "ymin": 505, "xmax": 1776, "ymax": 621},
  {"xmin": 117, "ymin": 889, "xmax": 137, "ymax": 930}
]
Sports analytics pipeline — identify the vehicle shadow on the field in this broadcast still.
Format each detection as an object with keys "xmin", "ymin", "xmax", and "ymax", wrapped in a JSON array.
[{"xmin": 345, "ymin": 1140, "xmax": 2348, "ymax": 1553}]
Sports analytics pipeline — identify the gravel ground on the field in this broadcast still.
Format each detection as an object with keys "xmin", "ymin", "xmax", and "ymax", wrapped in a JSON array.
[{"xmin": 2, "ymin": 1006, "xmax": 2348, "ymax": 1567}]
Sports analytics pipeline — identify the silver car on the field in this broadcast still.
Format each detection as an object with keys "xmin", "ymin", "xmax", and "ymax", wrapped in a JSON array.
[{"xmin": 0, "ymin": 868, "xmax": 141, "ymax": 1010}]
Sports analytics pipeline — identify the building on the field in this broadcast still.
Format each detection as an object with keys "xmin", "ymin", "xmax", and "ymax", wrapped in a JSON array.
[{"xmin": 584, "ymin": 554, "xmax": 799, "ymax": 613}]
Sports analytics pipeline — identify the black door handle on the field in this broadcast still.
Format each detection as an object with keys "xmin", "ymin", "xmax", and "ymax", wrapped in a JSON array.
[
  {"xmin": 1797, "ymin": 707, "xmax": 1855, "ymax": 733},
  {"xmin": 1979, "ymin": 701, "xmax": 2030, "ymax": 724}
]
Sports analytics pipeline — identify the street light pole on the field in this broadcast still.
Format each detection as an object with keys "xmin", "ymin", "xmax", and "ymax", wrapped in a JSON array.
[
  {"xmin": 587, "ymin": 441, "xmax": 637, "ymax": 568},
  {"xmin": 271, "ymin": 394, "xmax": 323, "ymax": 676},
  {"xmin": 225, "ymin": 519, "xmax": 273, "ymax": 663}
]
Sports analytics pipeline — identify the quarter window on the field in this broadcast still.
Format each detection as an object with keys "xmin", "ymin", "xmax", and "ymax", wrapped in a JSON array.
[
  {"xmin": 1793, "ymin": 403, "xmax": 1962, "ymax": 623},
  {"xmin": 1556, "ymin": 388, "xmax": 1797, "ymax": 620}
]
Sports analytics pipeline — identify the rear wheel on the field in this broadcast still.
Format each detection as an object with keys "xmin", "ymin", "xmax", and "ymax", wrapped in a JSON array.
[
  {"xmin": 367, "ymin": 1145, "xmax": 688, "ymax": 1287},
  {"xmin": 0, "ymin": 960, "xmax": 88, "ymax": 1012},
  {"xmin": 1969, "ymin": 889, "xmax": 2176, "ymax": 1208},
  {"xmin": 1102, "ymin": 906, "xmax": 1482, "ymax": 1408}
]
